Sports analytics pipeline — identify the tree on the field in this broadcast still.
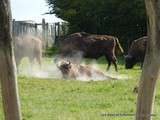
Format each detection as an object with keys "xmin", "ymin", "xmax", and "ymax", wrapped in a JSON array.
[
  {"xmin": 0, "ymin": 0, "xmax": 22, "ymax": 120},
  {"xmin": 46, "ymin": 0, "xmax": 147, "ymax": 49},
  {"xmin": 136, "ymin": 0, "xmax": 160, "ymax": 120}
]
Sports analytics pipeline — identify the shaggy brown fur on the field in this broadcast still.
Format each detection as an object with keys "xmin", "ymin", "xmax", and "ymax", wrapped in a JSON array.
[
  {"xmin": 125, "ymin": 36, "xmax": 148, "ymax": 69},
  {"xmin": 59, "ymin": 32, "xmax": 124, "ymax": 71}
]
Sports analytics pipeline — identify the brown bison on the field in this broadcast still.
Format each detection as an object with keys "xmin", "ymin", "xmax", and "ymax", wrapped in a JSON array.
[
  {"xmin": 58, "ymin": 32, "xmax": 124, "ymax": 71},
  {"xmin": 125, "ymin": 36, "xmax": 147, "ymax": 69},
  {"xmin": 56, "ymin": 60, "xmax": 116, "ymax": 80},
  {"xmin": 14, "ymin": 35, "xmax": 42, "ymax": 67}
]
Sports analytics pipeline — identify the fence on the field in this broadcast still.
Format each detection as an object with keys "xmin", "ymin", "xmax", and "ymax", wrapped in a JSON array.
[{"xmin": 12, "ymin": 19, "xmax": 68, "ymax": 48}]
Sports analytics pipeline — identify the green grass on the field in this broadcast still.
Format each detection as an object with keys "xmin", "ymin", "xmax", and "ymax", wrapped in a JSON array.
[
  {"xmin": 44, "ymin": 46, "xmax": 59, "ymax": 57},
  {"xmin": 0, "ymin": 57, "xmax": 160, "ymax": 120}
]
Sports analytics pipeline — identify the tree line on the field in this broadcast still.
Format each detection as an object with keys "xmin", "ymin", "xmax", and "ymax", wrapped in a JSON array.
[{"xmin": 45, "ymin": 0, "xmax": 147, "ymax": 50}]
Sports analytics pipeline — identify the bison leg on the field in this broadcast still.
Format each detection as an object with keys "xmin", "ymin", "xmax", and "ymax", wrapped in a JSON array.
[
  {"xmin": 112, "ymin": 60, "xmax": 118, "ymax": 72},
  {"xmin": 35, "ymin": 50, "xmax": 42, "ymax": 69},
  {"xmin": 112, "ymin": 55, "xmax": 118, "ymax": 71},
  {"xmin": 106, "ymin": 55, "xmax": 118, "ymax": 71},
  {"xmin": 29, "ymin": 56, "xmax": 34, "ymax": 68},
  {"xmin": 105, "ymin": 56, "xmax": 111, "ymax": 71},
  {"xmin": 36, "ymin": 55, "xmax": 42, "ymax": 69},
  {"xmin": 109, "ymin": 54, "xmax": 118, "ymax": 72},
  {"xmin": 107, "ymin": 60, "xmax": 111, "ymax": 70}
]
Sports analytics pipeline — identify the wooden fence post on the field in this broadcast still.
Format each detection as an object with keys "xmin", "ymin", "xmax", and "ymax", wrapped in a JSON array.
[
  {"xmin": 54, "ymin": 23, "xmax": 57, "ymax": 45},
  {"xmin": 57, "ymin": 22, "xmax": 60, "ymax": 38},
  {"xmin": 55, "ymin": 22, "xmax": 60, "ymax": 45},
  {"xmin": 0, "ymin": 0, "xmax": 22, "ymax": 120},
  {"xmin": 45, "ymin": 23, "xmax": 49, "ymax": 48},
  {"xmin": 12, "ymin": 19, "xmax": 16, "ymax": 38},
  {"xmin": 35, "ymin": 23, "xmax": 38, "ymax": 36},
  {"xmin": 42, "ymin": 18, "xmax": 46, "ymax": 48},
  {"xmin": 51, "ymin": 24, "xmax": 55, "ymax": 46}
]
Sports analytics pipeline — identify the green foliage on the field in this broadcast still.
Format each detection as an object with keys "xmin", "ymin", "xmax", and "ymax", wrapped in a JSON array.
[{"xmin": 46, "ymin": 0, "xmax": 147, "ymax": 50}]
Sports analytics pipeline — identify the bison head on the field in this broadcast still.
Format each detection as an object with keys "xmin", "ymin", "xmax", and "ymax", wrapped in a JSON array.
[
  {"xmin": 57, "ymin": 60, "xmax": 72, "ymax": 78},
  {"xmin": 125, "ymin": 55, "xmax": 137, "ymax": 69}
]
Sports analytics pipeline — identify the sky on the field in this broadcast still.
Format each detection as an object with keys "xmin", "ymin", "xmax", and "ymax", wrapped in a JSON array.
[{"xmin": 11, "ymin": 0, "xmax": 63, "ymax": 23}]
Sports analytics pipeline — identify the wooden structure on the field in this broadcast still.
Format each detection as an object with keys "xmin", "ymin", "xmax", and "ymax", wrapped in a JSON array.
[{"xmin": 12, "ymin": 19, "xmax": 68, "ymax": 48}]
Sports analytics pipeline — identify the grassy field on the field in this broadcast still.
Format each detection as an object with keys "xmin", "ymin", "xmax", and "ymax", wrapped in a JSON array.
[{"xmin": 0, "ymin": 57, "xmax": 160, "ymax": 120}]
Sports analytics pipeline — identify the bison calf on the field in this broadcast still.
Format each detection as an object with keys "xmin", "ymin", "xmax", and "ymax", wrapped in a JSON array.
[{"xmin": 56, "ymin": 60, "xmax": 116, "ymax": 80}]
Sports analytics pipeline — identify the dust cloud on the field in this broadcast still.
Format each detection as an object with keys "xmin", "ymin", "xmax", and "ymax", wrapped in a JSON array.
[{"xmin": 17, "ymin": 56, "xmax": 129, "ymax": 82}]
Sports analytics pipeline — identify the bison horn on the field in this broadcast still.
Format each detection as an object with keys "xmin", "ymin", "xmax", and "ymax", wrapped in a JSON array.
[
  {"xmin": 56, "ymin": 61, "xmax": 62, "ymax": 68},
  {"xmin": 125, "ymin": 55, "xmax": 132, "ymax": 58},
  {"xmin": 67, "ymin": 60, "xmax": 71, "ymax": 65}
]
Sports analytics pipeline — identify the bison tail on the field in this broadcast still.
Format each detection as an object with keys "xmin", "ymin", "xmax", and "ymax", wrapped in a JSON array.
[{"xmin": 115, "ymin": 38, "xmax": 124, "ymax": 55}]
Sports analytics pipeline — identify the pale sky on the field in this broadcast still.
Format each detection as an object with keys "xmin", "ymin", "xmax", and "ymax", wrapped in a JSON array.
[{"xmin": 11, "ymin": 0, "xmax": 63, "ymax": 23}]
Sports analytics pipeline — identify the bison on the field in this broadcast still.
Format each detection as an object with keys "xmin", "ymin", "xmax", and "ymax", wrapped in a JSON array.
[
  {"xmin": 56, "ymin": 60, "xmax": 116, "ymax": 80},
  {"xmin": 14, "ymin": 35, "xmax": 42, "ymax": 68},
  {"xmin": 58, "ymin": 32, "xmax": 124, "ymax": 71},
  {"xmin": 125, "ymin": 36, "xmax": 147, "ymax": 69}
]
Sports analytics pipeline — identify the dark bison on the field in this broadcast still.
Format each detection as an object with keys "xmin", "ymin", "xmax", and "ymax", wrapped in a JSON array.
[
  {"xmin": 14, "ymin": 35, "xmax": 42, "ymax": 67},
  {"xmin": 58, "ymin": 32, "xmax": 124, "ymax": 71},
  {"xmin": 56, "ymin": 60, "xmax": 116, "ymax": 80},
  {"xmin": 125, "ymin": 36, "xmax": 148, "ymax": 69}
]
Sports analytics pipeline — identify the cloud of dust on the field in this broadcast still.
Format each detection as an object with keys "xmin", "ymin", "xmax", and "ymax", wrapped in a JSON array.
[
  {"xmin": 17, "ymin": 49, "xmax": 129, "ymax": 81},
  {"xmin": 77, "ymin": 60, "xmax": 129, "ymax": 81},
  {"xmin": 75, "ymin": 60, "xmax": 107, "ymax": 81},
  {"xmin": 18, "ymin": 59, "xmax": 62, "ymax": 79}
]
